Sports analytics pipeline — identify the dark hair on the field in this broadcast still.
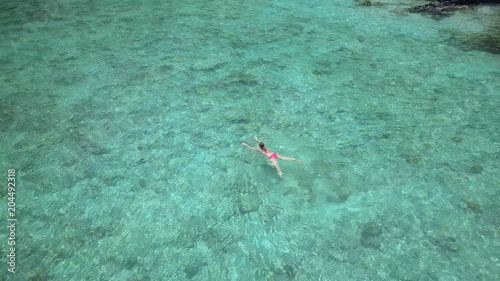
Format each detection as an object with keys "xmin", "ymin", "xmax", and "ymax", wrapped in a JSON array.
[{"xmin": 259, "ymin": 142, "xmax": 265, "ymax": 150}]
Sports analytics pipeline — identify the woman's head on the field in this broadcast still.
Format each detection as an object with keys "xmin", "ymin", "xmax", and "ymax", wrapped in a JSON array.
[{"xmin": 259, "ymin": 142, "xmax": 266, "ymax": 150}]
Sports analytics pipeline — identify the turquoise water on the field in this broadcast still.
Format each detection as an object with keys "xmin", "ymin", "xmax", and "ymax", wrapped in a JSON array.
[{"xmin": 1, "ymin": 0, "xmax": 499, "ymax": 280}]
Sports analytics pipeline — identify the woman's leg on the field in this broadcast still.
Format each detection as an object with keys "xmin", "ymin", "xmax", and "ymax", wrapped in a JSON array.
[{"xmin": 270, "ymin": 159, "xmax": 283, "ymax": 177}]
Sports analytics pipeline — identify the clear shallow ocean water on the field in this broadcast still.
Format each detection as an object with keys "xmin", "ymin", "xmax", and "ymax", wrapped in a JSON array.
[{"xmin": 1, "ymin": 0, "xmax": 499, "ymax": 280}]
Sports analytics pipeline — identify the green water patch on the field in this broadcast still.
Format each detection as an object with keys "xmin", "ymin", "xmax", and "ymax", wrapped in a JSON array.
[{"xmin": 449, "ymin": 30, "xmax": 500, "ymax": 54}]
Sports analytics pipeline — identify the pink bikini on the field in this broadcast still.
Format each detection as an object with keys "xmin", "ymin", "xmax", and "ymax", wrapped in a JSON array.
[{"xmin": 263, "ymin": 148, "xmax": 277, "ymax": 159}]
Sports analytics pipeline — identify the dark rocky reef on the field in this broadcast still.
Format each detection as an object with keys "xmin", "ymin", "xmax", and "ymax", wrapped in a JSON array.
[
  {"xmin": 409, "ymin": 0, "xmax": 500, "ymax": 53},
  {"xmin": 410, "ymin": 0, "xmax": 499, "ymax": 17}
]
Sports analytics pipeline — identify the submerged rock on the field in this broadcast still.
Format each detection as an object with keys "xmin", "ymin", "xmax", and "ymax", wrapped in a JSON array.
[
  {"xmin": 361, "ymin": 223, "xmax": 383, "ymax": 249},
  {"xmin": 238, "ymin": 193, "xmax": 261, "ymax": 214},
  {"xmin": 355, "ymin": 0, "xmax": 385, "ymax": 7},
  {"xmin": 451, "ymin": 31, "xmax": 500, "ymax": 54},
  {"xmin": 470, "ymin": 165, "xmax": 483, "ymax": 174},
  {"xmin": 466, "ymin": 201, "xmax": 483, "ymax": 213}
]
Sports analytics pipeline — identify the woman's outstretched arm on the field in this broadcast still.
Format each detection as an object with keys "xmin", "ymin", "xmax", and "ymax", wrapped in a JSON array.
[{"xmin": 242, "ymin": 142, "xmax": 260, "ymax": 151}]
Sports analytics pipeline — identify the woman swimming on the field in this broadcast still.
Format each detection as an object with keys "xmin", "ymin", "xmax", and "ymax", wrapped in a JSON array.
[{"xmin": 242, "ymin": 136, "xmax": 302, "ymax": 177}]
